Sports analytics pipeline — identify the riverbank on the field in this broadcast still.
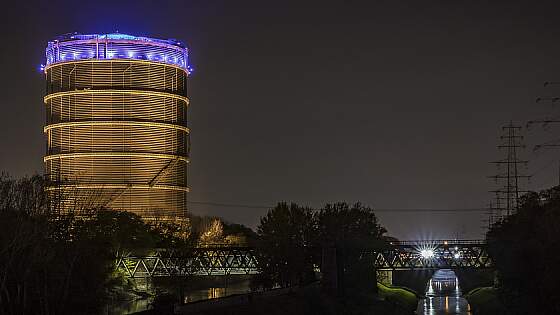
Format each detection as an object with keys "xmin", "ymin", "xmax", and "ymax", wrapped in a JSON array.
[
  {"xmin": 377, "ymin": 282, "xmax": 419, "ymax": 313},
  {"xmin": 464, "ymin": 287, "xmax": 506, "ymax": 315},
  {"xmin": 135, "ymin": 282, "xmax": 419, "ymax": 315}
]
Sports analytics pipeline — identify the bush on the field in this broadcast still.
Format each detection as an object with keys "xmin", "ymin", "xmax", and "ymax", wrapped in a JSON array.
[{"xmin": 487, "ymin": 186, "xmax": 560, "ymax": 314}]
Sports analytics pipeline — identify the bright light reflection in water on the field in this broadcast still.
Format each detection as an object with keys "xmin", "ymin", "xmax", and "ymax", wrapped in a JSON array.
[
  {"xmin": 207, "ymin": 287, "xmax": 226, "ymax": 299},
  {"xmin": 427, "ymin": 279, "xmax": 434, "ymax": 295},
  {"xmin": 417, "ymin": 269, "xmax": 472, "ymax": 315}
]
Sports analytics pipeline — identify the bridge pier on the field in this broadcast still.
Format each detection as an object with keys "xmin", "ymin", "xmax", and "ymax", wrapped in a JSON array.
[{"xmin": 376, "ymin": 270, "xmax": 393, "ymax": 286}]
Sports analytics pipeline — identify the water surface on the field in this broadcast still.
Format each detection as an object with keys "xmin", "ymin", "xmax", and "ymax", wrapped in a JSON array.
[{"xmin": 417, "ymin": 269, "xmax": 472, "ymax": 315}]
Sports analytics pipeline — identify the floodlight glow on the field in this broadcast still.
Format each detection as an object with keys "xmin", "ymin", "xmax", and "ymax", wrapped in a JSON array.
[
  {"xmin": 420, "ymin": 249, "xmax": 435, "ymax": 259},
  {"xmin": 453, "ymin": 253, "xmax": 461, "ymax": 259}
]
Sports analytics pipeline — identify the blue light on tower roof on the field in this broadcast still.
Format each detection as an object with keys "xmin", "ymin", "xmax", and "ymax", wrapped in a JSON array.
[{"xmin": 45, "ymin": 32, "xmax": 191, "ymax": 71}]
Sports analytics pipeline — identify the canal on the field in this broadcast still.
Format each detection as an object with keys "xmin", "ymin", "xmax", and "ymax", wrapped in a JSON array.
[
  {"xmin": 102, "ymin": 276, "xmax": 252, "ymax": 314},
  {"xmin": 417, "ymin": 269, "xmax": 472, "ymax": 315}
]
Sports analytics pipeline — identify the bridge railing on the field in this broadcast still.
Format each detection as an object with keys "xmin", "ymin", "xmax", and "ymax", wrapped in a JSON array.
[{"xmin": 390, "ymin": 239, "xmax": 487, "ymax": 246}]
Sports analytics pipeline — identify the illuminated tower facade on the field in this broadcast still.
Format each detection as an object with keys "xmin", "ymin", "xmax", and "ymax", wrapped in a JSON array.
[{"xmin": 43, "ymin": 33, "xmax": 191, "ymax": 221}]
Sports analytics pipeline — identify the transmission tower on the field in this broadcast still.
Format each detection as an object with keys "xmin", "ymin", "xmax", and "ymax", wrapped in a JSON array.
[{"xmin": 488, "ymin": 122, "xmax": 530, "ymax": 226}]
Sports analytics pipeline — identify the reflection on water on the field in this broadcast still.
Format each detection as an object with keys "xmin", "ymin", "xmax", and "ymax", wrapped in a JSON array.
[
  {"xmin": 183, "ymin": 279, "xmax": 251, "ymax": 303},
  {"xmin": 208, "ymin": 287, "xmax": 227, "ymax": 299},
  {"xmin": 103, "ymin": 279, "xmax": 252, "ymax": 314},
  {"xmin": 101, "ymin": 298, "xmax": 151, "ymax": 315},
  {"xmin": 418, "ymin": 269, "xmax": 472, "ymax": 315}
]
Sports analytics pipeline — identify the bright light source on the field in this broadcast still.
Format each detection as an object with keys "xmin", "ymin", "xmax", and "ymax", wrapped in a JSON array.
[
  {"xmin": 454, "ymin": 253, "xmax": 461, "ymax": 259},
  {"xmin": 454, "ymin": 246, "xmax": 458, "ymax": 251},
  {"xmin": 420, "ymin": 249, "xmax": 435, "ymax": 259}
]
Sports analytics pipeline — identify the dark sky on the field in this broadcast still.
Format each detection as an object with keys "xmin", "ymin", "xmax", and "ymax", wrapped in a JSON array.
[{"xmin": 2, "ymin": 0, "xmax": 560, "ymax": 239}]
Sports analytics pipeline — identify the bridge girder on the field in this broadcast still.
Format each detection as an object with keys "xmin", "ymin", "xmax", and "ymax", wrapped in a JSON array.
[
  {"xmin": 375, "ymin": 240, "xmax": 492, "ymax": 271},
  {"xmin": 116, "ymin": 246, "xmax": 259, "ymax": 278},
  {"xmin": 115, "ymin": 240, "xmax": 492, "ymax": 278}
]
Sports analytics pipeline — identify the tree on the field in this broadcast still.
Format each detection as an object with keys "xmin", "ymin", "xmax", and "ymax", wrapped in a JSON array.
[
  {"xmin": 253, "ymin": 202, "xmax": 316, "ymax": 288},
  {"xmin": 0, "ymin": 174, "xmax": 196, "ymax": 314},
  {"xmin": 487, "ymin": 186, "xmax": 560, "ymax": 315},
  {"xmin": 0, "ymin": 174, "xmax": 112, "ymax": 314},
  {"xmin": 200, "ymin": 218, "xmax": 224, "ymax": 243},
  {"xmin": 315, "ymin": 202, "xmax": 387, "ymax": 292},
  {"xmin": 223, "ymin": 222, "xmax": 258, "ymax": 245}
]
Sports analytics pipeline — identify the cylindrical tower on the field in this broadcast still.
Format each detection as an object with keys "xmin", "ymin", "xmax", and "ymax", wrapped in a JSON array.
[{"xmin": 43, "ymin": 33, "xmax": 190, "ymax": 221}]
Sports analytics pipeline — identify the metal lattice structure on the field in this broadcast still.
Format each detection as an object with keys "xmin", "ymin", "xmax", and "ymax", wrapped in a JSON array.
[
  {"xmin": 116, "ymin": 247, "xmax": 258, "ymax": 278},
  {"xmin": 488, "ymin": 122, "xmax": 530, "ymax": 226},
  {"xmin": 375, "ymin": 240, "xmax": 492, "ymax": 271},
  {"xmin": 43, "ymin": 33, "xmax": 190, "ymax": 221},
  {"xmin": 116, "ymin": 241, "xmax": 492, "ymax": 278}
]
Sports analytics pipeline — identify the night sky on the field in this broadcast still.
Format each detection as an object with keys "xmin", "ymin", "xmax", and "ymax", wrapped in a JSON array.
[{"xmin": 2, "ymin": 0, "xmax": 560, "ymax": 239}]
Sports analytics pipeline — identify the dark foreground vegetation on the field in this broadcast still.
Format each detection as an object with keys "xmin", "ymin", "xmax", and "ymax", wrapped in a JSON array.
[
  {"xmin": 0, "ymin": 174, "xmax": 196, "ymax": 314},
  {"xmin": 464, "ymin": 287, "xmax": 504, "ymax": 315},
  {"xmin": 1, "ymin": 174, "xmax": 407, "ymax": 315},
  {"xmin": 233, "ymin": 202, "xmax": 417, "ymax": 314},
  {"xmin": 0, "ymin": 174, "xmax": 253, "ymax": 315},
  {"xmin": 467, "ymin": 186, "xmax": 560, "ymax": 315},
  {"xmin": 252, "ymin": 202, "xmax": 388, "ymax": 291}
]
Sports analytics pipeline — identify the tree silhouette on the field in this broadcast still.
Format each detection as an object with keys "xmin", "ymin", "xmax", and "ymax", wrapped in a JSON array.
[
  {"xmin": 315, "ymin": 202, "xmax": 387, "ymax": 292},
  {"xmin": 487, "ymin": 186, "xmax": 560, "ymax": 315},
  {"xmin": 0, "ymin": 174, "xmax": 193, "ymax": 314},
  {"xmin": 253, "ymin": 202, "xmax": 316, "ymax": 289},
  {"xmin": 253, "ymin": 201, "xmax": 387, "ymax": 291}
]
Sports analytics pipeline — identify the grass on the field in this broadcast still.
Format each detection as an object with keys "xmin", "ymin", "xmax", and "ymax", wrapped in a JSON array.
[
  {"xmin": 464, "ymin": 287, "xmax": 506, "ymax": 315},
  {"xmin": 377, "ymin": 282, "xmax": 419, "ymax": 313}
]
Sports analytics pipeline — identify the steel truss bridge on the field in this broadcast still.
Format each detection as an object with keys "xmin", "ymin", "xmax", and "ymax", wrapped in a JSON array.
[
  {"xmin": 375, "ymin": 240, "xmax": 492, "ymax": 271},
  {"xmin": 116, "ymin": 246, "xmax": 259, "ymax": 278},
  {"xmin": 116, "ymin": 240, "xmax": 491, "ymax": 278}
]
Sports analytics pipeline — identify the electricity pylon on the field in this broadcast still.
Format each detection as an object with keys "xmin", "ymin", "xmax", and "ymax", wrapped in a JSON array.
[{"xmin": 488, "ymin": 122, "xmax": 530, "ymax": 227}]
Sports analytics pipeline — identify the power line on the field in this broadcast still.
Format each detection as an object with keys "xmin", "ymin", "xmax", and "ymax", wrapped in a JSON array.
[
  {"xmin": 188, "ymin": 201, "xmax": 271, "ymax": 209},
  {"xmin": 187, "ymin": 201, "xmax": 487, "ymax": 212}
]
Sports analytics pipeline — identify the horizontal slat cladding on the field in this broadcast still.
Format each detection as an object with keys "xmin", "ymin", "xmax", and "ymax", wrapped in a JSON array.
[
  {"xmin": 44, "ymin": 58, "xmax": 189, "ymax": 220},
  {"xmin": 46, "ymin": 60, "xmax": 187, "ymax": 96},
  {"xmin": 45, "ymin": 157, "xmax": 188, "ymax": 186},
  {"xmin": 47, "ymin": 187, "xmax": 187, "ymax": 219},
  {"xmin": 46, "ymin": 92, "xmax": 187, "ymax": 125},
  {"xmin": 47, "ymin": 124, "xmax": 189, "ymax": 155}
]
